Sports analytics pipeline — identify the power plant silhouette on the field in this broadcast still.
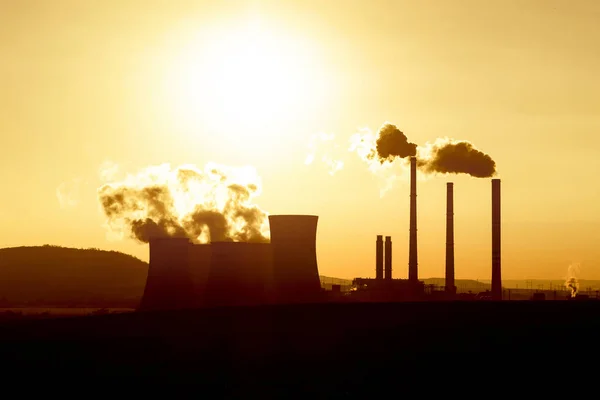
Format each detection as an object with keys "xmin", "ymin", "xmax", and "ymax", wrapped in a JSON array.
[
  {"xmin": 140, "ymin": 215, "xmax": 323, "ymax": 310},
  {"xmin": 139, "ymin": 157, "xmax": 503, "ymax": 310}
]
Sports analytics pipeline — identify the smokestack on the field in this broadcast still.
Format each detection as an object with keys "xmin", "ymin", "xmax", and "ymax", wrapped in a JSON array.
[
  {"xmin": 491, "ymin": 179, "xmax": 502, "ymax": 300},
  {"xmin": 376, "ymin": 235, "xmax": 384, "ymax": 280},
  {"xmin": 408, "ymin": 156, "xmax": 418, "ymax": 282},
  {"xmin": 384, "ymin": 236, "xmax": 392, "ymax": 280},
  {"xmin": 445, "ymin": 182, "xmax": 455, "ymax": 294}
]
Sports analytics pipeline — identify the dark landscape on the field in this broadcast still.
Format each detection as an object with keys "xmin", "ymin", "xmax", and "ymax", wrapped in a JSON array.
[
  {"xmin": 1, "ymin": 301, "xmax": 599, "ymax": 391},
  {"xmin": 3, "ymin": 244, "xmax": 598, "ymax": 389}
]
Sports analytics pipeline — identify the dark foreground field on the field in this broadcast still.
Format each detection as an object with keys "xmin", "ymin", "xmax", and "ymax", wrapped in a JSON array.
[{"xmin": 1, "ymin": 301, "xmax": 599, "ymax": 392}]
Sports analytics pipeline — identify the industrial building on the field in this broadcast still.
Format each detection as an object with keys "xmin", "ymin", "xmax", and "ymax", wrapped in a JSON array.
[
  {"xmin": 139, "ymin": 215, "xmax": 323, "ymax": 310},
  {"xmin": 139, "ymin": 156, "xmax": 507, "ymax": 310},
  {"xmin": 349, "ymin": 157, "xmax": 503, "ymax": 302}
]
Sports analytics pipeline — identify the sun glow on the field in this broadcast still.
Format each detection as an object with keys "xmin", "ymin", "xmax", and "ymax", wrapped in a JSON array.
[{"xmin": 164, "ymin": 19, "xmax": 330, "ymax": 140}]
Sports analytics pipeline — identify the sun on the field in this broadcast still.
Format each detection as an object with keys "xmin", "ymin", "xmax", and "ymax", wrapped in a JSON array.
[{"xmin": 164, "ymin": 18, "xmax": 329, "ymax": 140}]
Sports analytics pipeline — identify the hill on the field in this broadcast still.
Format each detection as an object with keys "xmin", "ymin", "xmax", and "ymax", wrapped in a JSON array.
[
  {"xmin": 0, "ymin": 246, "xmax": 365, "ymax": 307},
  {"xmin": 0, "ymin": 245, "xmax": 147, "ymax": 307}
]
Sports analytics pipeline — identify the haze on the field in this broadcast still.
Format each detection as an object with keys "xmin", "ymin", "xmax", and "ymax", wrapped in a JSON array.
[{"xmin": 1, "ymin": 0, "xmax": 599, "ymax": 280}]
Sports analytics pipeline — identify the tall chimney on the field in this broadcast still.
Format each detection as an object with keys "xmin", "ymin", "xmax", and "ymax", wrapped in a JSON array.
[
  {"xmin": 408, "ymin": 156, "xmax": 418, "ymax": 282},
  {"xmin": 384, "ymin": 236, "xmax": 392, "ymax": 280},
  {"xmin": 445, "ymin": 182, "xmax": 455, "ymax": 294},
  {"xmin": 491, "ymin": 179, "xmax": 502, "ymax": 300},
  {"xmin": 376, "ymin": 235, "xmax": 384, "ymax": 280}
]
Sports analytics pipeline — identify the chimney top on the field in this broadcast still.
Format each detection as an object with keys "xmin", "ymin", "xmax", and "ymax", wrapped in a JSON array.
[
  {"xmin": 385, "ymin": 236, "xmax": 391, "ymax": 241},
  {"xmin": 377, "ymin": 235, "xmax": 383, "ymax": 240}
]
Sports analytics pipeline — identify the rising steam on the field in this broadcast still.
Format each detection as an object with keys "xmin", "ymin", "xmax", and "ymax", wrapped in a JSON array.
[
  {"xmin": 565, "ymin": 263, "xmax": 581, "ymax": 298},
  {"xmin": 56, "ymin": 178, "xmax": 84, "ymax": 209},
  {"xmin": 348, "ymin": 122, "xmax": 497, "ymax": 192},
  {"xmin": 305, "ymin": 132, "xmax": 344, "ymax": 176},
  {"xmin": 97, "ymin": 162, "xmax": 269, "ymax": 244},
  {"xmin": 349, "ymin": 126, "xmax": 411, "ymax": 197},
  {"xmin": 417, "ymin": 138, "xmax": 496, "ymax": 178},
  {"xmin": 349, "ymin": 122, "xmax": 416, "ymax": 167},
  {"xmin": 374, "ymin": 123, "xmax": 417, "ymax": 161}
]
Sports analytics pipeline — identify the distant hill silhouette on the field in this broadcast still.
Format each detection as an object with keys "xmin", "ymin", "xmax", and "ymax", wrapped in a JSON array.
[{"xmin": 0, "ymin": 245, "xmax": 147, "ymax": 307}]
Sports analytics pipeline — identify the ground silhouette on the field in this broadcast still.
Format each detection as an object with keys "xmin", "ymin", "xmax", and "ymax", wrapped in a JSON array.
[
  {"xmin": 0, "ymin": 245, "xmax": 146, "ymax": 307},
  {"xmin": 0, "ymin": 301, "xmax": 597, "ymax": 388}
]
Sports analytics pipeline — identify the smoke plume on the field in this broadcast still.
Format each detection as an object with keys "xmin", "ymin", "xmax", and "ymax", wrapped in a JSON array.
[
  {"xmin": 97, "ymin": 162, "xmax": 269, "ymax": 244},
  {"xmin": 375, "ymin": 123, "xmax": 418, "ymax": 161},
  {"xmin": 349, "ymin": 122, "xmax": 417, "ymax": 165},
  {"xmin": 417, "ymin": 138, "xmax": 496, "ymax": 178},
  {"xmin": 305, "ymin": 132, "xmax": 344, "ymax": 176},
  {"xmin": 56, "ymin": 178, "xmax": 84, "ymax": 209},
  {"xmin": 349, "ymin": 123, "xmax": 496, "ymax": 179},
  {"xmin": 565, "ymin": 263, "xmax": 581, "ymax": 298},
  {"xmin": 349, "ymin": 124, "xmax": 416, "ymax": 197}
]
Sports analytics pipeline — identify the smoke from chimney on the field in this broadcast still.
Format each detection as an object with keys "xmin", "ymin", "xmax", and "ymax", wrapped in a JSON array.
[
  {"xmin": 349, "ymin": 122, "xmax": 416, "ymax": 164},
  {"xmin": 348, "ymin": 123, "xmax": 417, "ymax": 197},
  {"xmin": 565, "ymin": 263, "xmax": 581, "ymax": 298},
  {"xmin": 97, "ymin": 162, "xmax": 270, "ymax": 244},
  {"xmin": 418, "ymin": 138, "xmax": 496, "ymax": 178},
  {"xmin": 374, "ymin": 123, "xmax": 418, "ymax": 161},
  {"xmin": 349, "ymin": 124, "xmax": 497, "ymax": 197}
]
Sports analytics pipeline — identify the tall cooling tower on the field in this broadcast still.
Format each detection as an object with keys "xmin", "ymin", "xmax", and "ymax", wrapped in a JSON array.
[
  {"xmin": 204, "ymin": 242, "xmax": 272, "ymax": 307},
  {"xmin": 139, "ymin": 237, "xmax": 194, "ymax": 311},
  {"xmin": 445, "ymin": 182, "xmax": 456, "ymax": 294},
  {"xmin": 376, "ymin": 235, "xmax": 384, "ymax": 280},
  {"xmin": 269, "ymin": 215, "xmax": 321, "ymax": 303},
  {"xmin": 408, "ymin": 156, "xmax": 418, "ymax": 282},
  {"xmin": 188, "ymin": 243, "xmax": 212, "ymax": 307},
  {"xmin": 491, "ymin": 179, "xmax": 502, "ymax": 300},
  {"xmin": 384, "ymin": 236, "xmax": 392, "ymax": 280}
]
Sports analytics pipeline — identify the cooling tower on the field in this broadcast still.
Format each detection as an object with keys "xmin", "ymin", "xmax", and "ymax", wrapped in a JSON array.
[
  {"xmin": 491, "ymin": 179, "xmax": 502, "ymax": 300},
  {"xmin": 204, "ymin": 242, "xmax": 272, "ymax": 307},
  {"xmin": 408, "ymin": 156, "xmax": 418, "ymax": 282},
  {"xmin": 139, "ymin": 237, "xmax": 194, "ymax": 311},
  {"xmin": 445, "ymin": 182, "xmax": 456, "ymax": 294},
  {"xmin": 384, "ymin": 236, "xmax": 392, "ymax": 280},
  {"xmin": 269, "ymin": 215, "xmax": 321, "ymax": 303},
  {"xmin": 376, "ymin": 235, "xmax": 384, "ymax": 280},
  {"xmin": 188, "ymin": 243, "xmax": 212, "ymax": 307}
]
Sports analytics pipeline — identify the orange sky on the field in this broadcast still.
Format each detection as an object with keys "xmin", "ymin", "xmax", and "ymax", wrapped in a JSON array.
[{"xmin": 1, "ymin": 0, "xmax": 599, "ymax": 280}]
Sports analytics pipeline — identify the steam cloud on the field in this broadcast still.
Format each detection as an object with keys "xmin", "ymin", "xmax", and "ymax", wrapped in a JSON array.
[
  {"xmin": 349, "ymin": 122, "xmax": 497, "ymax": 180},
  {"xmin": 56, "ymin": 178, "xmax": 85, "ymax": 209},
  {"xmin": 98, "ymin": 162, "xmax": 269, "ymax": 244},
  {"xmin": 418, "ymin": 138, "xmax": 496, "ymax": 178},
  {"xmin": 374, "ymin": 123, "xmax": 417, "ymax": 161},
  {"xmin": 565, "ymin": 263, "xmax": 581, "ymax": 298},
  {"xmin": 305, "ymin": 132, "xmax": 344, "ymax": 176}
]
